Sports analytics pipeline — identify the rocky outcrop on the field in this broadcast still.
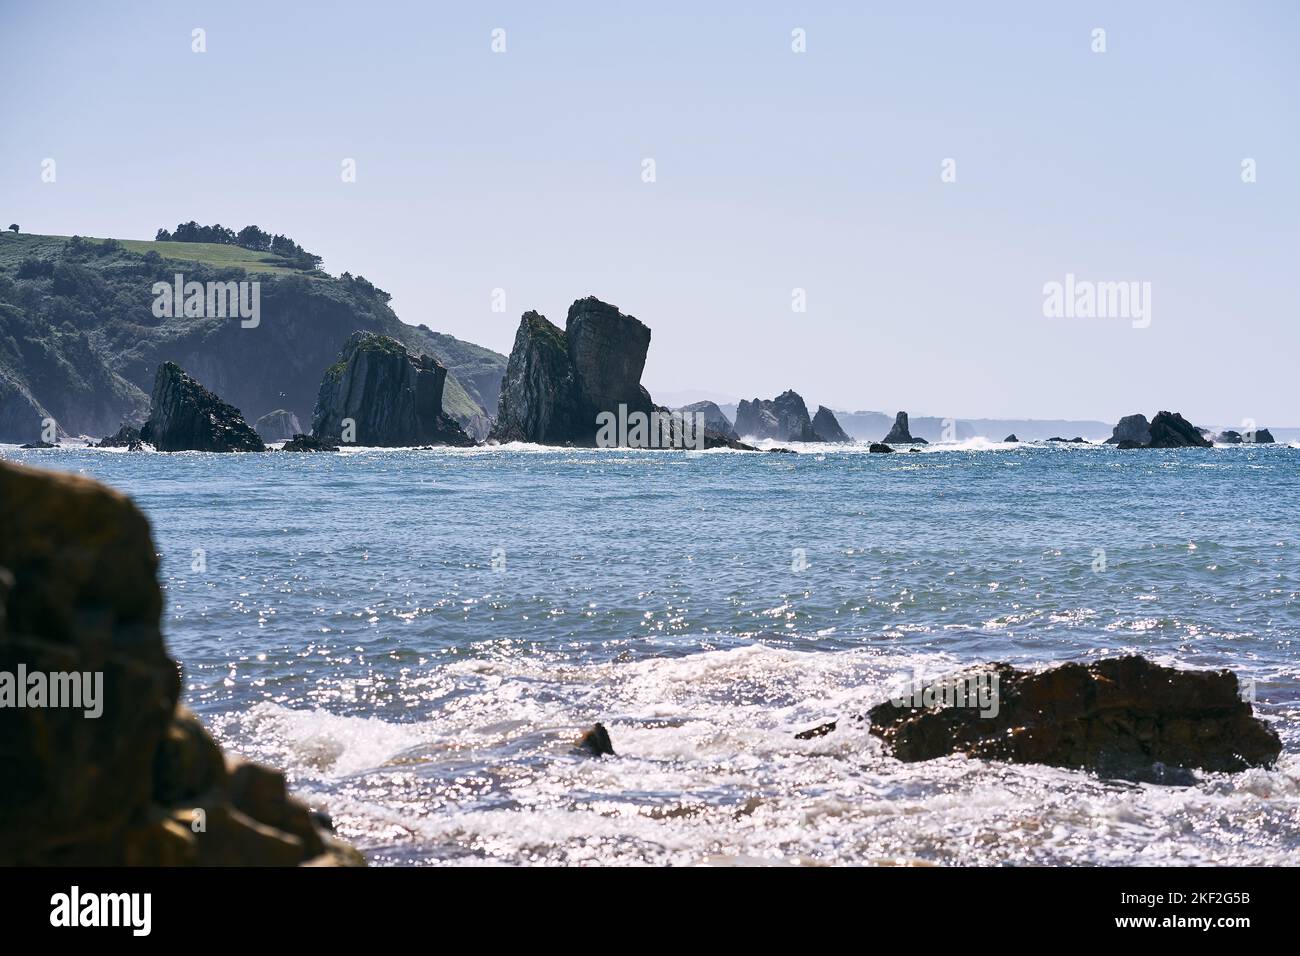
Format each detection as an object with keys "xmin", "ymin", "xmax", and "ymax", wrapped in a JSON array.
[
  {"xmin": 868, "ymin": 442, "xmax": 894, "ymax": 453},
  {"xmin": 139, "ymin": 362, "xmax": 265, "ymax": 452},
  {"xmin": 734, "ymin": 390, "xmax": 820, "ymax": 442},
  {"xmin": 280, "ymin": 434, "xmax": 338, "ymax": 452},
  {"xmin": 882, "ymin": 411, "xmax": 927, "ymax": 445},
  {"xmin": 576, "ymin": 723, "xmax": 615, "ymax": 757},
  {"xmin": 1147, "ymin": 411, "xmax": 1212, "ymax": 448},
  {"xmin": 1212, "ymin": 428, "xmax": 1275, "ymax": 445},
  {"xmin": 490, "ymin": 298, "xmax": 654, "ymax": 446},
  {"xmin": 0, "ymin": 459, "xmax": 359, "ymax": 865},
  {"xmin": 1003, "ymin": 434, "xmax": 1018, "ymax": 443},
  {"xmin": 1254, "ymin": 428, "xmax": 1276, "ymax": 444},
  {"xmin": 812, "ymin": 406, "xmax": 852, "ymax": 443},
  {"xmin": 254, "ymin": 409, "xmax": 302, "ymax": 443},
  {"xmin": 1104, "ymin": 413, "xmax": 1152, "ymax": 446},
  {"xmin": 96, "ymin": 424, "xmax": 145, "ymax": 450},
  {"xmin": 858, "ymin": 657, "xmax": 1280, "ymax": 776},
  {"xmin": 678, "ymin": 401, "xmax": 737, "ymax": 441},
  {"xmin": 311, "ymin": 332, "xmax": 473, "ymax": 447},
  {"xmin": 1047, "ymin": 436, "xmax": 1088, "ymax": 444}
]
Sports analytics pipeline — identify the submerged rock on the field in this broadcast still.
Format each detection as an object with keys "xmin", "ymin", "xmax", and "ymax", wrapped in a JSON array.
[
  {"xmin": 18, "ymin": 440, "xmax": 56, "ymax": 449},
  {"xmin": 734, "ymin": 390, "xmax": 819, "ymax": 442},
  {"xmin": 280, "ymin": 433, "xmax": 339, "ymax": 452},
  {"xmin": 255, "ymin": 409, "xmax": 303, "ymax": 444},
  {"xmin": 861, "ymin": 656, "xmax": 1280, "ymax": 776},
  {"xmin": 490, "ymin": 298, "xmax": 653, "ymax": 446},
  {"xmin": 882, "ymin": 411, "xmax": 927, "ymax": 445},
  {"xmin": 812, "ymin": 405, "xmax": 852, "ymax": 443},
  {"xmin": 1147, "ymin": 411, "xmax": 1212, "ymax": 448},
  {"xmin": 0, "ymin": 459, "xmax": 359, "ymax": 865},
  {"xmin": 139, "ymin": 362, "xmax": 265, "ymax": 452},
  {"xmin": 311, "ymin": 332, "xmax": 473, "ymax": 447},
  {"xmin": 576, "ymin": 723, "xmax": 616, "ymax": 757},
  {"xmin": 96, "ymin": 424, "xmax": 145, "ymax": 450}
]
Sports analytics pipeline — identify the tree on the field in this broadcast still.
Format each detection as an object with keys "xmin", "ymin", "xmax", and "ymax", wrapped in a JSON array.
[{"xmin": 7, "ymin": 224, "xmax": 17, "ymax": 234}]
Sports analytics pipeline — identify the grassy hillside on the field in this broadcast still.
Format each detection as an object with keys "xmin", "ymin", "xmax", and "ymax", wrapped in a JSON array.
[{"xmin": 0, "ymin": 231, "xmax": 505, "ymax": 440}]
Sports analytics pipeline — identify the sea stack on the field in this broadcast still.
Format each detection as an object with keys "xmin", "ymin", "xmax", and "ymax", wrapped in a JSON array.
[
  {"xmin": 1104, "ymin": 414, "xmax": 1152, "ymax": 446},
  {"xmin": 677, "ymin": 401, "xmax": 737, "ymax": 441},
  {"xmin": 255, "ymin": 409, "xmax": 303, "ymax": 443},
  {"xmin": 140, "ymin": 362, "xmax": 265, "ymax": 452},
  {"xmin": 311, "ymin": 332, "xmax": 473, "ymax": 447},
  {"xmin": 490, "ymin": 298, "xmax": 654, "ymax": 445},
  {"xmin": 812, "ymin": 406, "xmax": 852, "ymax": 443},
  {"xmin": 734, "ymin": 390, "xmax": 820, "ymax": 442},
  {"xmin": 882, "ymin": 411, "xmax": 926, "ymax": 445}
]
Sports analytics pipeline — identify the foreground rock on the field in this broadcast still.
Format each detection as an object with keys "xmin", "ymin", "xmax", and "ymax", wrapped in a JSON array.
[
  {"xmin": 491, "ymin": 299, "xmax": 654, "ymax": 446},
  {"xmin": 575, "ymin": 723, "xmax": 616, "ymax": 757},
  {"xmin": 254, "ymin": 409, "xmax": 303, "ymax": 444},
  {"xmin": 882, "ymin": 411, "xmax": 927, "ymax": 444},
  {"xmin": 140, "ymin": 363, "xmax": 265, "ymax": 452},
  {"xmin": 312, "ymin": 332, "xmax": 473, "ymax": 447},
  {"xmin": 812, "ymin": 406, "xmax": 852, "ymax": 443},
  {"xmin": 0, "ymin": 459, "xmax": 359, "ymax": 865},
  {"xmin": 857, "ymin": 656, "xmax": 1281, "ymax": 776},
  {"xmin": 734, "ymin": 390, "xmax": 821, "ymax": 442}
]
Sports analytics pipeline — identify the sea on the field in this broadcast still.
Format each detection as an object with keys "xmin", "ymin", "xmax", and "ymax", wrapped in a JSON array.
[{"xmin": 6, "ymin": 439, "xmax": 1299, "ymax": 866}]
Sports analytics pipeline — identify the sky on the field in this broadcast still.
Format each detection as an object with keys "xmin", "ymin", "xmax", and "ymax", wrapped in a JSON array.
[{"xmin": 2, "ymin": 1, "xmax": 1297, "ymax": 425}]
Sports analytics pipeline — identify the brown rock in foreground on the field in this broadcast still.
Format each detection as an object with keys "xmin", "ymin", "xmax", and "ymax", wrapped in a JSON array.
[
  {"xmin": 865, "ymin": 656, "xmax": 1280, "ymax": 775},
  {"xmin": 0, "ymin": 459, "xmax": 360, "ymax": 866}
]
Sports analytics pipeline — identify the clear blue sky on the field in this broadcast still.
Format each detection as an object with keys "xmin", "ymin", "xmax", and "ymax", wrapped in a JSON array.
[{"xmin": 2, "ymin": 1, "xmax": 1296, "ymax": 424}]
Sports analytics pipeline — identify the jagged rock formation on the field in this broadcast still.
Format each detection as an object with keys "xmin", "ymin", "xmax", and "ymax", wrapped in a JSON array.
[
  {"xmin": 490, "ymin": 298, "xmax": 655, "ymax": 446},
  {"xmin": 1004, "ymin": 434, "xmax": 1018, "ymax": 443},
  {"xmin": 677, "ymin": 401, "xmax": 737, "ymax": 441},
  {"xmin": 1254, "ymin": 428, "xmax": 1276, "ymax": 444},
  {"xmin": 96, "ymin": 424, "xmax": 145, "ymax": 450},
  {"xmin": 311, "ymin": 332, "xmax": 473, "ymax": 447},
  {"xmin": 140, "ymin": 362, "xmax": 265, "ymax": 452},
  {"xmin": 254, "ymin": 409, "xmax": 302, "ymax": 443},
  {"xmin": 1104, "ymin": 414, "xmax": 1152, "ymax": 446},
  {"xmin": 734, "ymin": 390, "xmax": 821, "ymax": 442},
  {"xmin": 812, "ymin": 406, "xmax": 852, "ymax": 443},
  {"xmin": 882, "ymin": 411, "xmax": 927, "ymax": 444},
  {"xmin": 1148, "ymin": 411, "xmax": 1212, "ymax": 448},
  {"xmin": 0, "ymin": 459, "xmax": 360, "ymax": 865},
  {"xmin": 860, "ymin": 657, "xmax": 1279, "ymax": 776}
]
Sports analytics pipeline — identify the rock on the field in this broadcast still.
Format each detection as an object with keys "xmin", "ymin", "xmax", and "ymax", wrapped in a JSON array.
[
  {"xmin": 766, "ymin": 446, "xmax": 798, "ymax": 454},
  {"xmin": 863, "ymin": 656, "xmax": 1280, "ymax": 776},
  {"xmin": 1003, "ymin": 434, "xmax": 1018, "ymax": 443},
  {"xmin": 280, "ymin": 433, "xmax": 339, "ymax": 452},
  {"xmin": 1104, "ymin": 413, "xmax": 1152, "ymax": 446},
  {"xmin": 1147, "ymin": 411, "xmax": 1212, "ymax": 448},
  {"xmin": 794, "ymin": 721, "xmax": 837, "ymax": 740},
  {"xmin": 0, "ymin": 459, "xmax": 360, "ymax": 866},
  {"xmin": 882, "ymin": 411, "xmax": 927, "ymax": 445},
  {"xmin": 1251, "ymin": 428, "xmax": 1276, "ymax": 444},
  {"xmin": 576, "ymin": 723, "xmax": 616, "ymax": 757},
  {"xmin": 677, "ymin": 401, "xmax": 737, "ymax": 441},
  {"xmin": 734, "ymin": 390, "xmax": 820, "ymax": 442},
  {"xmin": 1115, "ymin": 439, "xmax": 1144, "ymax": 450},
  {"xmin": 812, "ymin": 406, "xmax": 852, "ymax": 443},
  {"xmin": 868, "ymin": 442, "xmax": 894, "ymax": 453},
  {"xmin": 96, "ymin": 424, "xmax": 145, "ymax": 450},
  {"xmin": 490, "ymin": 298, "xmax": 654, "ymax": 446},
  {"xmin": 311, "ymin": 332, "xmax": 474, "ymax": 447},
  {"xmin": 254, "ymin": 409, "xmax": 303, "ymax": 443},
  {"xmin": 0, "ymin": 369, "xmax": 70, "ymax": 445},
  {"xmin": 1216, "ymin": 430, "xmax": 1243, "ymax": 444},
  {"xmin": 18, "ymin": 440, "xmax": 56, "ymax": 449},
  {"xmin": 139, "ymin": 362, "xmax": 265, "ymax": 452}
]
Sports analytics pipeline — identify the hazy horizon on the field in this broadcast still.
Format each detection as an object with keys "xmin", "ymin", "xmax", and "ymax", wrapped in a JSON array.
[{"xmin": 3, "ymin": 1, "xmax": 1297, "ymax": 425}]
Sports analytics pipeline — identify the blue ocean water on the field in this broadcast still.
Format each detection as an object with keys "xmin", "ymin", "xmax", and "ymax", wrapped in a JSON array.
[{"xmin": 8, "ymin": 440, "xmax": 1300, "ymax": 865}]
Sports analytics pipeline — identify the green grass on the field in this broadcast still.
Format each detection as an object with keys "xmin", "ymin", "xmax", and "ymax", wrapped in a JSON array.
[{"xmin": 0, "ymin": 231, "xmax": 311, "ymax": 277}]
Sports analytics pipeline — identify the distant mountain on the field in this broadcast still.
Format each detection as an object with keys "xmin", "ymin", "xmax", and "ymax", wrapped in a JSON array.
[{"xmin": 0, "ymin": 232, "xmax": 505, "ymax": 441}]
